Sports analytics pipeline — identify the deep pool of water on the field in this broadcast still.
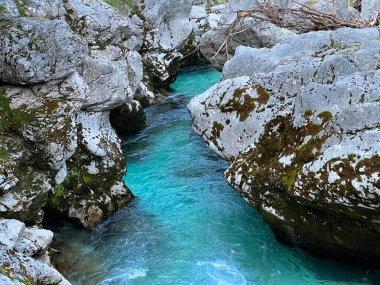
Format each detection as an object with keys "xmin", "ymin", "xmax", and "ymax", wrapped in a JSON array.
[{"xmin": 51, "ymin": 65, "xmax": 380, "ymax": 285}]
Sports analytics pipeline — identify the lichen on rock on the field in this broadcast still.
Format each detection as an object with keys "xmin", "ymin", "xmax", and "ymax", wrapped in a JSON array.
[{"xmin": 188, "ymin": 25, "xmax": 380, "ymax": 265}]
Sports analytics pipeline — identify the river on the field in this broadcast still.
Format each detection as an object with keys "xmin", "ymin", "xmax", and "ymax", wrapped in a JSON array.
[{"xmin": 50, "ymin": 65, "xmax": 379, "ymax": 285}]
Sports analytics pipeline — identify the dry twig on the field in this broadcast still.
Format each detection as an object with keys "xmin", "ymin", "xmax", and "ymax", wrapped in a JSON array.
[{"xmin": 212, "ymin": 0, "xmax": 379, "ymax": 59}]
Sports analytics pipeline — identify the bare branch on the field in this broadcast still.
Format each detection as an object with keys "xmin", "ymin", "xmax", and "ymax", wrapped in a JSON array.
[{"xmin": 213, "ymin": 0, "xmax": 379, "ymax": 60}]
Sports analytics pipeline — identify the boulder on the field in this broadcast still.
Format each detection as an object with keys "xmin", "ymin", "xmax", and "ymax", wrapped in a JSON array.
[
  {"xmin": 14, "ymin": 227, "xmax": 54, "ymax": 256},
  {"xmin": 78, "ymin": 47, "xmax": 143, "ymax": 112},
  {"xmin": 361, "ymin": 0, "xmax": 380, "ymax": 21},
  {"xmin": 188, "ymin": 27, "xmax": 380, "ymax": 264},
  {"xmin": 0, "ymin": 18, "xmax": 87, "ymax": 84},
  {"xmin": 140, "ymin": 0, "xmax": 193, "ymax": 87},
  {"xmin": 0, "ymin": 243, "xmax": 71, "ymax": 285},
  {"xmin": 223, "ymin": 27, "xmax": 378, "ymax": 79},
  {"xmin": 142, "ymin": 51, "xmax": 183, "ymax": 86},
  {"xmin": 142, "ymin": 0, "xmax": 192, "ymax": 51},
  {"xmin": 0, "ymin": 218, "xmax": 65, "ymax": 283},
  {"xmin": 199, "ymin": 0, "xmax": 356, "ymax": 70},
  {"xmin": 48, "ymin": 111, "xmax": 133, "ymax": 227},
  {"xmin": 182, "ymin": 3, "xmax": 226, "ymax": 67},
  {"xmin": 64, "ymin": 0, "xmax": 143, "ymax": 47},
  {"xmin": 0, "ymin": 219, "xmax": 25, "ymax": 248},
  {"xmin": 0, "ymin": 0, "xmax": 146, "ymax": 228},
  {"xmin": 0, "ymin": 128, "xmax": 52, "ymax": 224}
]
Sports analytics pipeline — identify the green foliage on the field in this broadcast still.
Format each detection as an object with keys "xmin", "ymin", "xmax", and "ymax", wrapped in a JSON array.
[
  {"xmin": 206, "ymin": 0, "xmax": 211, "ymax": 12},
  {"xmin": 0, "ymin": 94, "xmax": 34, "ymax": 135},
  {"xmin": 0, "ymin": 4, "xmax": 7, "ymax": 16},
  {"xmin": 104, "ymin": 0, "xmax": 139, "ymax": 14},
  {"xmin": 15, "ymin": 0, "xmax": 27, "ymax": 17}
]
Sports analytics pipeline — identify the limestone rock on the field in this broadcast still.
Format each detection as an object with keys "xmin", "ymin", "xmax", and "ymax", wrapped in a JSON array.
[
  {"xmin": 0, "ymin": 219, "xmax": 25, "ymax": 248},
  {"xmin": 143, "ymin": 51, "xmax": 183, "ymax": 86},
  {"xmin": 361, "ymin": 0, "xmax": 380, "ymax": 21},
  {"xmin": 199, "ymin": 0, "xmax": 356, "ymax": 69},
  {"xmin": 191, "ymin": 5, "xmax": 207, "ymax": 19},
  {"xmin": 0, "ymin": 130, "xmax": 53, "ymax": 223},
  {"xmin": 140, "ymin": 0, "xmax": 192, "ymax": 87},
  {"xmin": 0, "ymin": 243, "xmax": 71, "ymax": 285},
  {"xmin": 182, "ymin": 4, "xmax": 226, "ymax": 67},
  {"xmin": 292, "ymin": 0, "xmax": 350, "ymax": 21},
  {"xmin": 0, "ymin": 219, "xmax": 63, "ymax": 283},
  {"xmin": 0, "ymin": 0, "xmax": 145, "ymax": 228},
  {"xmin": 223, "ymin": 27, "xmax": 379, "ymax": 79},
  {"xmin": 48, "ymin": 111, "xmax": 133, "ymax": 227},
  {"xmin": 188, "ymin": 27, "xmax": 380, "ymax": 264},
  {"xmin": 0, "ymin": 18, "xmax": 87, "ymax": 84},
  {"xmin": 0, "ymin": 0, "xmax": 19, "ymax": 17},
  {"xmin": 19, "ymin": 0, "xmax": 66, "ymax": 19},
  {"xmin": 14, "ymin": 227, "xmax": 53, "ymax": 256},
  {"xmin": 135, "ymin": 82, "xmax": 159, "ymax": 107},
  {"xmin": 64, "ymin": 0, "xmax": 143, "ymax": 46},
  {"xmin": 79, "ymin": 47, "xmax": 143, "ymax": 112},
  {"xmin": 1, "ymin": 82, "xmax": 80, "ymax": 172},
  {"xmin": 142, "ymin": 0, "xmax": 192, "ymax": 51}
]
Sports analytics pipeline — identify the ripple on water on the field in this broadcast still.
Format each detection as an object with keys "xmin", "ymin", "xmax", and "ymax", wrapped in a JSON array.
[{"xmin": 50, "ymin": 65, "xmax": 380, "ymax": 285}]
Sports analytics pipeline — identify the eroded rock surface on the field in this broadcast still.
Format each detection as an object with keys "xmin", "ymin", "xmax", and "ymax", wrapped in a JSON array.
[
  {"xmin": 140, "ymin": 0, "xmax": 193, "ymax": 86},
  {"xmin": 199, "ymin": 0, "xmax": 365, "ymax": 70},
  {"xmin": 64, "ymin": 0, "xmax": 143, "ymax": 47},
  {"xmin": 0, "ymin": 219, "xmax": 69, "ymax": 284},
  {"xmin": 0, "ymin": 0, "xmax": 195, "ymax": 282},
  {"xmin": 0, "ymin": 18, "xmax": 87, "ymax": 84},
  {"xmin": 188, "ymin": 27, "xmax": 380, "ymax": 264},
  {"xmin": 0, "ymin": 0, "xmax": 154, "ymax": 228}
]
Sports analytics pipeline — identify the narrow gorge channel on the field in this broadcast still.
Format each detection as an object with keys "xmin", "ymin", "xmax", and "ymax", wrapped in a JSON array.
[{"xmin": 50, "ymin": 66, "xmax": 379, "ymax": 285}]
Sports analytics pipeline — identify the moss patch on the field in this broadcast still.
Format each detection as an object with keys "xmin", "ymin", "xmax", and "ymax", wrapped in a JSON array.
[
  {"xmin": 104, "ymin": 0, "xmax": 139, "ymax": 15},
  {"xmin": 0, "ymin": 4, "xmax": 7, "ymax": 16},
  {"xmin": 0, "ymin": 94, "xmax": 34, "ymax": 135},
  {"xmin": 14, "ymin": 0, "xmax": 29, "ymax": 17},
  {"xmin": 210, "ymin": 121, "xmax": 224, "ymax": 144},
  {"xmin": 317, "ymin": 111, "xmax": 333, "ymax": 125},
  {"xmin": 220, "ymin": 86, "xmax": 270, "ymax": 122},
  {"xmin": 226, "ymin": 115, "xmax": 327, "ymax": 193}
]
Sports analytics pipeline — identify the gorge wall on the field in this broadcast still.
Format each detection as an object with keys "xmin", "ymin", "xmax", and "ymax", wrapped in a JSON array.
[
  {"xmin": 0, "ymin": 0, "xmax": 192, "ymax": 283},
  {"xmin": 188, "ymin": 0, "xmax": 380, "ymax": 265}
]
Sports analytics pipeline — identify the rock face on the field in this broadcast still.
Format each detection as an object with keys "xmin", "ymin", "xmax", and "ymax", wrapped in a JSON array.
[
  {"xmin": 361, "ymin": 0, "xmax": 380, "ymax": 21},
  {"xmin": 87, "ymin": 0, "xmax": 194, "ymax": 96},
  {"xmin": 0, "ymin": 18, "xmax": 87, "ymax": 84},
  {"xmin": 188, "ymin": 27, "xmax": 380, "ymax": 265},
  {"xmin": 0, "ymin": 0, "xmax": 192, "ymax": 280},
  {"xmin": 0, "ymin": 219, "xmax": 70, "ymax": 284},
  {"xmin": 64, "ymin": 0, "xmax": 143, "ymax": 48},
  {"xmin": 0, "ymin": 0, "xmax": 195, "ymax": 280},
  {"xmin": 110, "ymin": 100, "xmax": 148, "ymax": 135},
  {"xmin": 0, "ymin": 0, "xmax": 193, "ymax": 281},
  {"xmin": 0, "ymin": 0, "xmax": 195, "ymax": 226},
  {"xmin": 0, "ymin": 0, "xmax": 147, "ymax": 228},
  {"xmin": 199, "ymin": 0, "xmax": 363, "ymax": 70},
  {"xmin": 140, "ymin": 0, "xmax": 193, "ymax": 86},
  {"xmin": 102, "ymin": 0, "xmax": 193, "ymax": 87},
  {"xmin": 181, "ymin": 2, "xmax": 226, "ymax": 66}
]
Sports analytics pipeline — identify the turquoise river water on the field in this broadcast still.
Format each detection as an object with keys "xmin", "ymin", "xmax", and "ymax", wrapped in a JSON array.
[{"xmin": 51, "ymin": 65, "xmax": 380, "ymax": 285}]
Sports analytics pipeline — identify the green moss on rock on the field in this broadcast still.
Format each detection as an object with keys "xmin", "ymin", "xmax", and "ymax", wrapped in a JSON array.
[
  {"xmin": 225, "ymin": 114, "xmax": 380, "ymax": 265},
  {"xmin": 210, "ymin": 121, "xmax": 224, "ymax": 144},
  {"xmin": 0, "ymin": 94, "xmax": 35, "ymax": 135},
  {"xmin": 220, "ymin": 86, "xmax": 271, "ymax": 122},
  {"xmin": 226, "ymin": 115, "xmax": 327, "ymax": 193},
  {"xmin": 317, "ymin": 111, "xmax": 333, "ymax": 125}
]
